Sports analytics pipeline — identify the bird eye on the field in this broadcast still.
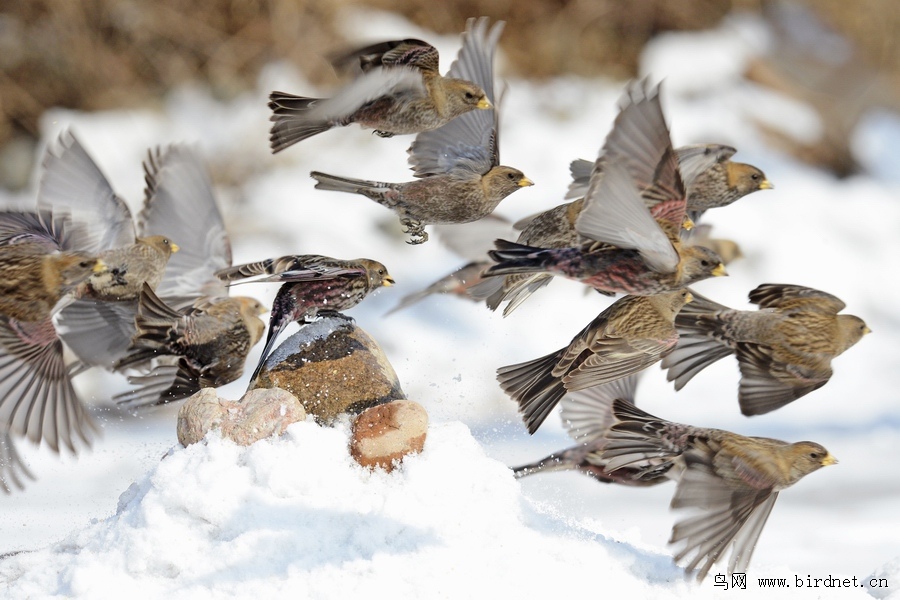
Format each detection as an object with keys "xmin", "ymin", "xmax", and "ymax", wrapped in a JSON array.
[
  {"xmin": 465, "ymin": 92, "xmax": 475, "ymax": 100},
  {"xmin": 378, "ymin": 269, "xmax": 385, "ymax": 276},
  {"xmin": 507, "ymin": 172, "xmax": 516, "ymax": 180},
  {"xmin": 809, "ymin": 452, "xmax": 820, "ymax": 460},
  {"xmin": 79, "ymin": 260, "xmax": 92, "ymax": 268},
  {"xmin": 751, "ymin": 174, "xmax": 760, "ymax": 181},
  {"xmin": 700, "ymin": 259, "xmax": 710, "ymax": 267}
]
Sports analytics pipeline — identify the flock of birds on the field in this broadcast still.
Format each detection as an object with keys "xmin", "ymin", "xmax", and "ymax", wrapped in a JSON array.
[{"xmin": 0, "ymin": 16, "xmax": 871, "ymax": 584}]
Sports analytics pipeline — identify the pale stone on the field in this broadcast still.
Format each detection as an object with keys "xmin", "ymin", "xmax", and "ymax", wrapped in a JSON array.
[
  {"xmin": 177, "ymin": 387, "xmax": 306, "ymax": 447},
  {"xmin": 251, "ymin": 316, "xmax": 406, "ymax": 423},
  {"xmin": 350, "ymin": 400, "xmax": 428, "ymax": 472}
]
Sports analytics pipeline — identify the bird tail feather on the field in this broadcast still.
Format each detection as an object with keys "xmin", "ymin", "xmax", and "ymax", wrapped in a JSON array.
[
  {"xmin": 497, "ymin": 348, "xmax": 567, "ymax": 434},
  {"xmin": 268, "ymin": 92, "xmax": 332, "ymax": 152}
]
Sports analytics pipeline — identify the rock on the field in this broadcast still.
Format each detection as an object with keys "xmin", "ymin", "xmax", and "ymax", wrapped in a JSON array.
[
  {"xmin": 251, "ymin": 316, "xmax": 406, "ymax": 423},
  {"xmin": 177, "ymin": 387, "xmax": 306, "ymax": 447},
  {"xmin": 350, "ymin": 400, "xmax": 428, "ymax": 472}
]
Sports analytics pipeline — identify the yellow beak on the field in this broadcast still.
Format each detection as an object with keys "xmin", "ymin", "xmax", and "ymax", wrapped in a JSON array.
[
  {"xmin": 712, "ymin": 263, "xmax": 728, "ymax": 277},
  {"xmin": 383, "ymin": 277, "xmax": 396, "ymax": 287},
  {"xmin": 821, "ymin": 453, "xmax": 838, "ymax": 466},
  {"xmin": 476, "ymin": 97, "xmax": 492, "ymax": 110},
  {"xmin": 759, "ymin": 179, "xmax": 774, "ymax": 190},
  {"xmin": 92, "ymin": 259, "xmax": 108, "ymax": 273},
  {"xmin": 518, "ymin": 177, "xmax": 534, "ymax": 187},
  {"xmin": 682, "ymin": 216, "xmax": 695, "ymax": 231},
  {"xmin": 684, "ymin": 291, "xmax": 694, "ymax": 304},
  {"xmin": 170, "ymin": 243, "xmax": 180, "ymax": 253}
]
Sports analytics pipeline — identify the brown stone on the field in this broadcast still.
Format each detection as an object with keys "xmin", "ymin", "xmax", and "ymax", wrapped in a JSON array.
[
  {"xmin": 251, "ymin": 316, "xmax": 406, "ymax": 423},
  {"xmin": 350, "ymin": 400, "xmax": 428, "ymax": 472},
  {"xmin": 177, "ymin": 386, "xmax": 306, "ymax": 447}
]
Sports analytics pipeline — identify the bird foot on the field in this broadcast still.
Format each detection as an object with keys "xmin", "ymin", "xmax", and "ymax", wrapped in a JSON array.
[
  {"xmin": 401, "ymin": 219, "xmax": 428, "ymax": 244},
  {"xmin": 373, "ymin": 130, "xmax": 395, "ymax": 138}
]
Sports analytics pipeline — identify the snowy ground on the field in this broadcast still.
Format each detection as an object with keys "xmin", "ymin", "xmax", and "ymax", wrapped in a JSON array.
[{"xmin": 2, "ymin": 9, "xmax": 899, "ymax": 599}]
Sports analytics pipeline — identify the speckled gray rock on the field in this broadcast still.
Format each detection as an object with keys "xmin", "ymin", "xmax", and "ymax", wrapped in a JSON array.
[
  {"xmin": 250, "ymin": 316, "xmax": 406, "ymax": 423},
  {"xmin": 177, "ymin": 387, "xmax": 306, "ymax": 447},
  {"xmin": 350, "ymin": 400, "xmax": 428, "ymax": 471}
]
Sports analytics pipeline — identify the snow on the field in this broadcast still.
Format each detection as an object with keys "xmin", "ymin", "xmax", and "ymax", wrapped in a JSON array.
[{"xmin": 2, "ymin": 8, "xmax": 899, "ymax": 599}]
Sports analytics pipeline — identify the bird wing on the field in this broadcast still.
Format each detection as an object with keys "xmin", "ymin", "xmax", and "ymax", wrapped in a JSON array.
[
  {"xmin": 575, "ymin": 159, "xmax": 679, "ymax": 272},
  {"xmin": 310, "ymin": 66, "xmax": 427, "ymax": 122},
  {"xmin": 217, "ymin": 255, "xmax": 366, "ymax": 285},
  {"xmin": 674, "ymin": 144, "xmax": 736, "ymax": 189},
  {"xmin": 1, "ymin": 428, "xmax": 35, "ymax": 493},
  {"xmin": 432, "ymin": 214, "xmax": 515, "ymax": 261},
  {"xmin": 37, "ymin": 130, "xmax": 135, "ymax": 253},
  {"xmin": 138, "ymin": 145, "xmax": 232, "ymax": 299},
  {"xmin": 670, "ymin": 447, "xmax": 778, "ymax": 581},
  {"xmin": 564, "ymin": 158, "xmax": 593, "ymax": 200},
  {"xmin": 407, "ymin": 17, "xmax": 504, "ymax": 177},
  {"xmin": 114, "ymin": 357, "xmax": 202, "ymax": 409},
  {"xmin": 55, "ymin": 298, "xmax": 138, "ymax": 370},
  {"xmin": 735, "ymin": 342, "xmax": 829, "ymax": 415},
  {"xmin": 563, "ymin": 333, "xmax": 674, "ymax": 391},
  {"xmin": 559, "ymin": 374, "xmax": 640, "ymax": 442},
  {"xmin": 0, "ymin": 316, "xmax": 95, "ymax": 454},
  {"xmin": 748, "ymin": 283, "xmax": 846, "ymax": 313},
  {"xmin": 331, "ymin": 38, "xmax": 439, "ymax": 75},
  {"xmin": 0, "ymin": 210, "xmax": 75, "ymax": 251}
]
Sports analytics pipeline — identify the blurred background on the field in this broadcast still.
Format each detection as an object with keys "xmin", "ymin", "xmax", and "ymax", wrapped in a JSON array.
[{"xmin": 2, "ymin": 0, "xmax": 899, "ymax": 189}]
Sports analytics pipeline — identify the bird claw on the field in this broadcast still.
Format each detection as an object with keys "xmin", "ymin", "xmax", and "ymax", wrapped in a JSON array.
[
  {"xmin": 374, "ymin": 130, "xmax": 395, "ymax": 138},
  {"xmin": 400, "ymin": 220, "xmax": 428, "ymax": 244}
]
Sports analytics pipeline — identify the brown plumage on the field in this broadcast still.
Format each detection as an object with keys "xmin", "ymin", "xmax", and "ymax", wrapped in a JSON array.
[
  {"xmin": 485, "ymin": 81, "xmax": 726, "ymax": 305},
  {"xmin": 511, "ymin": 375, "xmax": 664, "ymax": 486},
  {"xmin": 0, "ymin": 242, "xmax": 104, "ymax": 322},
  {"xmin": 662, "ymin": 283, "xmax": 870, "ymax": 415},
  {"xmin": 498, "ymin": 289, "xmax": 692, "ymax": 434},
  {"xmin": 310, "ymin": 19, "xmax": 530, "ymax": 245},
  {"xmin": 268, "ymin": 23, "xmax": 495, "ymax": 152},
  {"xmin": 76, "ymin": 235, "xmax": 179, "ymax": 301},
  {"xmin": 0, "ymin": 210, "xmax": 105, "ymax": 457},
  {"xmin": 113, "ymin": 284, "xmax": 267, "ymax": 408},
  {"xmin": 602, "ymin": 394, "xmax": 836, "ymax": 580},
  {"xmin": 216, "ymin": 255, "xmax": 394, "ymax": 382}
]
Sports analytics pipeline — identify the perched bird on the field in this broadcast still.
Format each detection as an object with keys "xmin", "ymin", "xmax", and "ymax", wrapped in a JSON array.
[
  {"xmin": 603, "ymin": 394, "xmax": 837, "ymax": 580},
  {"xmin": 510, "ymin": 375, "xmax": 664, "ymax": 485},
  {"xmin": 113, "ymin": 284, "xmax": 267, "ymax": 407},
  {"xmin": 498, "ymin": 289, "xmax": 692, "ymax": 434},
  {"xmin": 268, "ymin": 28, "xmax": 493, "ymax": 152},
  {"xmin": 0, "ymin": 209, "xmax": 105, "ymax": 456},
  {"xmin": 662, "ymin": 284, "xmax": 870, "ymax": 415},
  {"xmin": 311, "ymin": 18, "xmax": 533, "ymax": 244},
  {"xmin": 1, "ymin": 428, "xmax": 34, "ymax": 494},
  {"xmin": 215, "ymin": 255, "xmax": 394, "ymax": 382},
  {"xmin": 485, "ymin": 81, "xmax": 726, "ymax": 298}
]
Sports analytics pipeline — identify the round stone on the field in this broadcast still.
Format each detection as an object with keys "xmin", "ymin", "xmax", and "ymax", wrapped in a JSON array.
[
  {"xmin": 350, "ymin": 400, "xmax": 428, "ymax": 471},
  {"xmin": 251, "ymin": 316, "xmax": 406, "ymax": 423}
]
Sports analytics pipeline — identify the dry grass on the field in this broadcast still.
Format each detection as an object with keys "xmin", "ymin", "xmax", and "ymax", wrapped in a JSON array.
[{"xmin": 0, "ymin": 0, "xmax": 897, "ymax": 185}]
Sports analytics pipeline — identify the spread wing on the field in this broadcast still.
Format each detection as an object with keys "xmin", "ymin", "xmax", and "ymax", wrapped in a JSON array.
[
  {"xmin": 138, "ymin": 145, "xmax": 231, "ymax": 299},
  {"xmin": 37, "ymin": 130, "xmax": 135, "ymax": 253},
  {"xmin": 407, "ymin": 18, "xmax": 504, "ymax": 178}
]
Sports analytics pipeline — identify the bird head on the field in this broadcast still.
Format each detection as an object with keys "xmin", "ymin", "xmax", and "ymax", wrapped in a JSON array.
[
  {"xmin": 727, "ymin": 162, "xmax": 773, "ymax": 195},
  {"xmin": 141, "ymin": 235, "xmax": 180, "ymax": 257},
  {"xmin": 443, "ymin": 79, "xmax": 492, "ymax": 116}
]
